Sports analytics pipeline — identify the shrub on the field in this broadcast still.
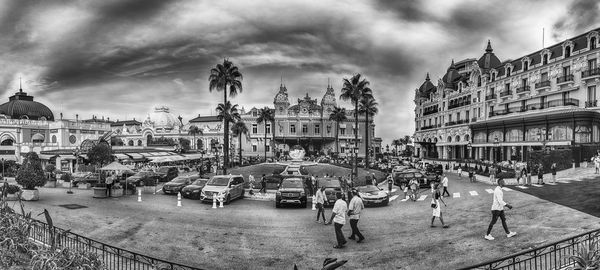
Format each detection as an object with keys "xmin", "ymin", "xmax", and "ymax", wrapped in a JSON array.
[
  {"xmin": 44, "ymin": 164, "xmax": 56, "ymax": 173},
  {"xmin": 60, "ymin": 173, "xmax": 71, "ymax": 182},
  {"xmin": 30, "ymin": 247, "xmax": 104, "ymax": 270},
  {"xmin": 15, "ymin": 152, "xmax": 46, "ymax": 190},
  {"xmin": 6, "ymin": 184, "xmax": 21, "ymax": 195},
  {"xmin": 497, "ymin": 171, "xmax": 516, "ymax": 179}
]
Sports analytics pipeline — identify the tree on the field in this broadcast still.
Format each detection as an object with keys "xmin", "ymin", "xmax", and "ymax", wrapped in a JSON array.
[
  {"xmin": 329, "ymin": 106, "xmax": 347, "ymax": 157},
  {"xmin": 392, "ymin": 139, "xmax": 402, "ymax": 156},
  {"xmin": 188, "ymin": 125, "xmax": 203, "ymax": 150},
  {"xmin": 231, "ymin": 121, "xmax": 249, "ymax": 166},
  {"xmin": 178, "ymin": 138, "xmax": 191, "ymax": 153},
  {"xmin": 340, "ymin": 74, "xmax": 372, "ymax": 176},
  {"xmin": 88, "ymin": 143, "xmax": 113, "ymax": 167},
  {"xmin": 216, "ymin": 101, "xmax": 241, "ymax": 167},
  {"xmin": 359, "ymin": 96, "xmax": 378, "ymax": 168},
  {"xmin": 16, "ymin": 152, "xmax": 46, "ymax": 190},
  {"xmin": 257, "ymin": 107, "xmax": 275, "ymax": 162},
  {"xmin": 209, "ymin": 59, "xmax": 243, "ymax": 174}
]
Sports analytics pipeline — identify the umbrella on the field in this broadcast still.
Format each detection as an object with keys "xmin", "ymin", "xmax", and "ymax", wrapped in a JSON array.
[{"xmin": 99, "ymin": 161, "xmax": 132, "ymax": 172}]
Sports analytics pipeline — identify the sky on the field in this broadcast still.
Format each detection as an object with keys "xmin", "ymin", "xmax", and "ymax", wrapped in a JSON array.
[{"xmin": 0, "ymin": 0, "xmax": 599, "ymax": 146}]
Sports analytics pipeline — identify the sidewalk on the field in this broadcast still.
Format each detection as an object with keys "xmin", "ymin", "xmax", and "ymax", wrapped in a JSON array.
[{"xmin": 449, "ymin": 166, "xmax": 600, "ymax": 186}]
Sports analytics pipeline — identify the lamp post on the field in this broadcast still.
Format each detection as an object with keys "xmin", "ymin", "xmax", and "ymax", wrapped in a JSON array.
[
  {"xmin": 69, "ymin": 147, "xmax": 79, "ymax": 194},
  {"xmin": 216, "ymin": 145, "xmax": 222, "ymax": 174},
  {"xmin": 493, "ymin": 137, "xmax": 499, "ymax": 164}
]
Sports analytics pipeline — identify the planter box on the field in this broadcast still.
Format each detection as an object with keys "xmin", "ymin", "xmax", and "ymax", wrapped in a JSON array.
[
  {"xmin": 44, "ymin": 181, "xmax": 57, "ymax": 188},
  {"xmin": 62, "ymin": 182, "xmax": 72, "ymax": 188},
  {"xmin": 5, "ymin": 193, "xmax": 20, "ymax": 201},
  {"xmin": 20, "ymin": 189, "xmax": 39, "ymax": 201},
  {"xmin": 111, "ymin": 189, "xmax": 123, "ymax": 197},
  {"xmin": 77, "ymin": 183, "xmax": 91, "ymax": 189},
  {"xmin": 57, "ymin": 179, "xmax": 64, "ymax": 185},
  {"xmin": 93, "ymin": 187, "xmax": 108, "ymax": 198}
]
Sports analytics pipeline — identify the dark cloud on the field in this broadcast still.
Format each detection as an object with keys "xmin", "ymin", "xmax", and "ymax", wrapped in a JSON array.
[
  {"xmin": 373, "ymin": 0, "xmax": 427, "ymax": 21},
  {"xmin": 553, "ymin": 0, "xmax": 600, "ymax": 39}
]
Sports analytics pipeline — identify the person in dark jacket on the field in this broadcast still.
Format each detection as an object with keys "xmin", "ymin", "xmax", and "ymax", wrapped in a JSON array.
[
  {"xmin": 537, "ymin": 164, "xmax": 544, "ymax": 185},
  {"xmin": 259, "ymin": 174, "xmax": 267, "ymax": 193}
]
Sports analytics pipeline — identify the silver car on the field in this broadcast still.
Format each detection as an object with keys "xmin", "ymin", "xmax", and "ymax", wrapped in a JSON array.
[{"xmin": 200, "ymin": 175, "xmax": 245, "ymax": 204}]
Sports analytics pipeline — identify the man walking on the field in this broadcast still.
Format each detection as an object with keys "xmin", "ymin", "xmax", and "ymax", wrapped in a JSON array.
[
  {"xmin": 441, "ymin": 174, "xmax": 450, "ymax": 197},
  {"xmin": 550, "ymin": 163, "xmax": 557, "ymax": 184},
  {"xmin": 259, "ymin": 174, "xmax": 267, "ymax": 193},
  {"xmin": 348, "ymin": 189, "xmax": 365, "ymax": 243},
  {"xmin": 315, "ymin": 186, "xmax": 326, "ymax": 224},
  {"xmin": 105, "ymin": 172, "xmax": 114, "ymax": 197},
  {"xmin": 484, "ymin": 178, "xmax": 517, "ymax": 240},
  {"xmin": 326, "ymin": 192, "xmax": 348, "ymax": 249},
  {"xmin": 387, "ymin": 174, "xmax": 393, "ymax": 193}
]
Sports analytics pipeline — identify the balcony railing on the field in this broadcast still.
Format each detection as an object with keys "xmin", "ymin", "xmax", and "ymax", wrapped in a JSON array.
[
  {"xmin": 448, "ymin": 100, "xmax": 471, "ymax": 109},
  {"xmin": 499, "ymin": 90, "xmax": 512, "ymax": 97},
  {"xmin": 488, "ymin": 99, "xmax": 580, "ymax": 118},
  {"xmin": 445, "ymin": 119, "xmax": 470, "ymax": 126},
  {"xmin": 471, "ymin": 117, "xmax": 477, "ymax": 123},
  {"xmin": 485, "ymin": 94, "xmax": 497, "ymax": 101},
  {"xmin": 423, "ymin": 107, "xmax": 439, "ymax": 116},
  {"xmin": 546, "ymin": 98, "xmax": 579, "ymax": 107},
  {"xmin": 515, "ymin": 86, "xmax": 530, "ymax": 93},
  {"xmin": 535, "ymin": 80, "xmax": 551, "ymax": 89},
  {"xmin": 421, "ymin": 125, "xmax": 436, "ymax": 130},
  {"xmin": 585, "ymin": 100, "xmax": 598, "ymax": 108},
  {"xmin": 556, "ymin": 74, "xmax": 574, "ymax": 84},
  {"xmin": 582, "ymin": 68, "xmax": 600, "ymax": 78}
]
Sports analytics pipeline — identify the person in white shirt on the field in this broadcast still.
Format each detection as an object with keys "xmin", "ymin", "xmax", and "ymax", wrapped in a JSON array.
[
  {"xmin": 441, "ymin": 174, "xmax": 450, "ymax": 197},
  {"xmin": 485, "ymin": 178, "xmax": 517, "ymax": 240},
  {"xmin": 457, "ymin": 166, "xmax": 462, "ymax": 178},
  {"xmin": 326, "ymin": 192, "xmax": 348, "ymax": 248},
  {"xmin": 315, "ymin": 186, "xmax": 326, "ymax": 224},
  {"xmin": 348, "ymin": 189, "xmax": 365, "ymax": 243}
]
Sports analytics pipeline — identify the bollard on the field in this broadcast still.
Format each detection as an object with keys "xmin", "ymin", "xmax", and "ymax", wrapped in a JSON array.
[
  {"xmin": 137, "ymin": 189, "xmax": 142, "ymax": 202},
  {"xmin": 219, "ymin": 194, "xmax": 224, "ymax": 208},
  {"xmin": 311, "ymin": 195, "xmax": 316, "ymax": 210},
  {"xmin": 212, "ymin": 195, "xmax": 217, "ymax": 209},
  {"xmin": 177, "ymin": 192, "xmax": 182, "ymax": 207}
]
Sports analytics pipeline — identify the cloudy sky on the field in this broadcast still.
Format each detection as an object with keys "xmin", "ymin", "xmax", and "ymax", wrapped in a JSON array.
[{"xmin": 0, "ymin": 0, "xmax": 598, "ymax": 145}]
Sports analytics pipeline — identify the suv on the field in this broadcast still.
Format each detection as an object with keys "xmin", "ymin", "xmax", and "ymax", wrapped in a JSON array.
[
  {"xmin": 157, "ymin": 166, "xmax": 179, "ymax": 182},
  {"xmin": 393, "ymin": 169, "xmax": 439, "ymax": 188},
  {"xmin": 200, "ymin": 175, "xmax": 245, "ymax": 204},
  {"xmin": 426, "ymin": 164, "xmax": 444, "ymax": 176},
  {"xmin": 318, "ymin": 178, "xmax": 345, "ymax": 205},
  {"xmin": 275, "ymin": 177, "xmax": 308, "ymax": 208}
]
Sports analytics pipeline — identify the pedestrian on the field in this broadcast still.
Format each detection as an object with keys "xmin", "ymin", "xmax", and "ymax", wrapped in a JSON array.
[
  {"xmin": 306, "ymin": 175, "xmax": 314, "ymax": 197},
  {"xmin": 387, "ymin": 174, "xmax": 393, "ymax": 193},
  {"xmin": 315, "ymin": 186, "xmax": 326, "ymax": 224},
  {"xmin": 430, "ymin": 183, "xmax": 448, "ymax": 228},
  {"xmin": 484, "ymin": 178, "xmax": 517, "ymax": 240},
  {"xmin": 489, "ymin": 166, "xmax": 496, "ymax": 184},
  {"xmin": 259, "ymin": 174, "xmax": 267, "ymax": 193},
  {"xmin": 537, "ymin": 164, "xmax": 544, "ymax": 185},
  {"xmin": 248, "ymin": 174, "xmax": 255, "ymax": 195},
  {"xmin": 326, "ymin": 192, "xmax": 348, "ymax": 249},
  {"xmin": 457, "ymin": 166, "xmax": 462, "ymax": 178},
  {"xmin": 468, "ymin": 169, "xmax": 475, "ymax": 183},
  {"xmin": 519, "ymin": 168, "xmax": 526, "ymax": 185},
  {"xmin": 595, "ymin": 155, "xmax": 600, "ymax": 174},
  {"xmin": 441, "ymin": 174, "xmax": 450, "ymax": 197},
  {"xmin": 550, "ymin": 163, "xmax": 557, "ymax": 184},
  {"xmin": 371, "ymin": 175, "xmax": 377, "ymax": 187},
  {"xmin": 311, "ymin": 175, "xmax": 317, "ymax": 196},
  {"xmin": 409, "ymin": 178, "xmax": 419, "ymax": 201},
  {"xmin": 105, "ymin": 172, "xmax": 114, "ymax": 197},
  {"xmin": 348, "ymin": 189, "xmax": 365, "ymax": 243}
]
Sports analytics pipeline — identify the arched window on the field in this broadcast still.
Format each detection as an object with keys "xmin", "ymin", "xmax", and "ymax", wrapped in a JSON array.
[
  {"xmin": 455, "ymin": 135, "xmax": 460, "ymax": 142},
  {"xmin": 491, "ymin": 72, "xmax": 496, "ymax": 82},
  {"xmin": 464, "ymin": 134, "xmax": 470, "ymax": 142},
  {"xmin": 543, "ymin": 54, "xmax": 548, "ymax": 65},
  {"xmin": 591, "ymin": 37, "xmax": 597, "ymax": 50},
  {"xmin": 128, "ymin": 140, "xmax": 134, "ymax": 146},
  {"xmin": 20, "ymin": 115, "xmax": 29, "ymax": 120},
  {"xmin": 506, "ymin": 67, "xmax": 512, "ymax": 77},
  {"xmin": 523, "ymin": 61, "xmax": 529, "ymax": 71},
  {"xmin": 565, "ymin": 46, "xmax": 571, "ymax": 58},
  {"xmin": 40, "ymin": 116, "xmax": 47, "ymax": 121},
  {"xmin": 51, "ymin": 135, "xmax": 57, "ymax": 143},
  {"xmin": 146, "ymin": 134, "xmax": 153, "ymax": 145},
  {"xmin": 0, "ymin": 139, "xmax": 13, "ymax": 146},
  {"xmin": 32, "ymin": 133, "xmax": 45, "ymax": 143},
  {"xmin": 137, "ymin": 140, "xmax": 142, "ymax": 146},
  {"xmin": 477, "ymin": 76, "xmax": 482, "ymax": 87},
  {"xmin": 447, "ymin": 136, "xmax": 452, "ymax": 143}
]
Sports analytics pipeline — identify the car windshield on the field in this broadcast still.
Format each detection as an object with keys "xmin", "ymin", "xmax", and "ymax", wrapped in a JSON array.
[
  {"xmin": 281, "ymin": 180, "xmax": 303, "ymax": 188},
  {"xmin": 208, "ymin": 177, "xmax": 230, "ymax": 186},
  {"xmin": 357, "ymin": 186, "xmax": 379, "ymax": 193},
  {"xmin": 135, "ymin": 172, "xmax": 150, "ymax": 177},
  {"xmin": 191, "ymin": 179, "xmax": 208, "ymax": 186},
  {"xmin": 171, "ymin": 177, "xmax": 188, "ymax": 183}
]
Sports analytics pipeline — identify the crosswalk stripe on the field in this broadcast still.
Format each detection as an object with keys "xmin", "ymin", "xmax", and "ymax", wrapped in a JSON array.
[
  {"xmin": 531, "ymin": 184, "xmax": 543, "ymax": 187},
  {"xmin": 417, "ymin": 195, "xmax": 427, "ymax": 201},
  {"xmin": 546, "ymin": 182, "xmax": 557, "ymax": 185},
  {"xmin": 389, "ymin": 195, "xmax": 399, "ymax": 202},
  {"xmin": 515, "ymin": 185, "xmax": 528, "ymax": 189},
  {"xmin": 453, "ymin": 192, "xmax": 460, "ymax": 198},
  {"xmin": 469, "ymin": 191, "xmax": 478, "ymax": 196},
  {"xmin": 400, "ymin": 197, "xmax": 409, "ymax": 202},
  {"xmin": 559, "ymin": 181, "xmax": 571, "ymax": 184},
  {"xmin": 485, "ymin": 189, "xmax": 493, "ymax": 194},
  {"xmin": 502, "ymin": 187, "xmax": 512, "ymax": 191}
]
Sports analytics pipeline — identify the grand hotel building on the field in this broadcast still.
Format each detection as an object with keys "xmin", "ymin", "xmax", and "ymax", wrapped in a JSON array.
[{"xmin": 414, "ymin": 27, "xmax": 600, "ymax": 164}]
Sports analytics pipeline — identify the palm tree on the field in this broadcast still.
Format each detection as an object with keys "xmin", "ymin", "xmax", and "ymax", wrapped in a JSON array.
[
  {"xmin": 359, "ymin": 96, "xmax": 378, "ymax": 168},
  {"xmin": 208, "ymin": 59, "xmax": 243, "ymax": 174},
  {"xmin": 256, "ymin": 107, "xmax": 275, "ymax": 162},
  {"xmin": 392, "ymin": 139, "xmax": 402, "ymax": 156},
  {"xmin": 398, "ymin": 135, "xmax": 412, "ymax": 156},
  {"xmin": 329, "ymin": 106, "xmax": 347, "ymax": 158},
  {"xmin": 216, "ymin": 101, "xmax": 241, "ymax": 168},
  {"xmin": 231, "ymin": 121, "xmax": 248, "ymax": 166},
  {"xmin": 340, "ymin": 74, "xmax": 372, "ymax": 176},
  {"xmin": 188, "ymin": 125, "xmax": 203, "ymax": 150}
]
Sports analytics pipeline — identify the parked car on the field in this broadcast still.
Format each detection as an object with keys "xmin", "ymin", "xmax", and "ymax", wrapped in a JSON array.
[
  {"xmin": 425, "ymin": 164, "xmax": 444, "ymax": 176},
  {"xmin": 275, "ymin": 177, "xmax": 308, "ymax": 208},
  {"xmin": 181, "ymin": 178, "xmax": 209, "ymax": 199},
  {"xmin": 200, "ymin": 175, "xmax": 245, "ymax": 204},
  {"xmin": 162, "ymin": 174, "xmax": 201, "ymax": 195},
  {"xmin": 356, "ymin": 185, "xmax": 390, "ymax": 206},
  {"xmin": 393, "ymin": 169, "xmax": 439, "ymax": 188},
  {"xmin": 156, "ymin": 166, "xmax": 179, "ymax": 182},
  {"xmin": 318, "ymin": 178, "xmax": 345, "ymax": 205},
  {"xmin": 125, "ymin": 171, "xmax": 161, "ymax": 186}
]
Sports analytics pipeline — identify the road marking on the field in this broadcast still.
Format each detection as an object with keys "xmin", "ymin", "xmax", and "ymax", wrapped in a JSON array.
[
  {"xmin": 417, "ymin": 195, "xmax": 427, "ymax": 201},
  {"xmin": 572, "ymin": 178, "xmax": 583, "ymax": 181},
  {"xmin": 502, "ymin": 187, "xmax": 512, "ymax": 191},
  {"xmin": 531, "ymin": 184, "xmax": 543, "ymax": 187},
  {"xmin": 515, "ymin": 185, "xmax": 528, "ymax": 189},
  {"xmin": 400, "ymin": 197, "xmax": 409, "ymax": 202},
  {"xmin": 389, "ymin": 195, "xmax": 399, "ymax": 202},
  {"xmin": 485, "ymin": 189, "xmax": 494, "ymax": 194},
  {"xmin": 546, "ymin": 182, "xmax": 557, "ymax": 185},
  {"xmin": 469, "ymin": 191, "xmax": 478, "ymax": 196},
  {"xmin": 453, "ymin": 192, "xmax": 460, "ymax": 198},
  {"xmin": 559, "ymin": 181, "xmax": 571, "ymax": 184}
]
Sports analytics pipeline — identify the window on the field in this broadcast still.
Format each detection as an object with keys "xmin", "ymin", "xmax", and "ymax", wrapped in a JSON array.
[
  {"xmin": 465, "ymin": 110, "xmax": 470, "ymax": 120},
  {"xmin": 326, "ymin": 125, "xmax": 331, "ymax": 134},
  {"xmin": 541, "ymin": 72, "xmax": 548, "ymax": 81},
  {"xmin": 290, "ymin": 124, "xmax": 296, "ymax": 133},
  {"xmin": 492, "ymin": 73, "xmax": 496, "ymax": 82},
  {"xmin": 266, "ymin": 145, "xmax": 270, "ymax": 152},
  {"xmin": 563, "ymin": 66, "xmax": 571, "ymax": 75},
  {"xmin": 69, "ymin": 135, "xmax": 76, "ymax": 144},
  {"xmin": 490, "ymin": 87, "xmax": 495, "ymax": 94},
  {"xmin": 478, "ymin": 107, "xmax": 481, "ymax": 117},
  {"xmin": 341, "ymin": 147, "xmax": 345, "ymax": 153},
  {"xmin": 588, "ymin": 86, "xmax": 596, "ymax": 102},
  {"xmin": 252, "ymin": 124, "xmax": 257, "ymax": 134},
  {"xmin": 543, "ymin": 54, "xmax": 548, "ymax": 65},
  {"xmin": 589, "ymin": 59, "xmax": 597, "ymax": 70},
  {"xmin": 315, "ymin": 124, "xmax": 320, "ymax": 134},
  {"xmin": 51, "ymin": 135, "xmax": 57, "ymax": 143},
  {"xmin": 448, "ymin": 114, "xmax": 452, "ymax": 122},
  {"xmin": 340, "ymin": 128, "xmax": 346, "ymax": 135},
  {"xmin": 435, "ymin": 117, "xmax": 438, "ymax": 125},
  {"xmin": 252, "ymin": 145, "xmax": 257, "ymax": 152},
  {"xmin": 252, "ymin": 111, "xmax": 257, "ymax": 117},
  {"xmin": 505, "ymin": 83, "xmax": 510, "ymax": 92},
  {"xmin": 506, "ymin": 68, "xmax": 511, "ymax": 77},
  {"xmin": 523, "ymin": 61, "xmax": 529, "ymax": 71},
  {"xmin": 428, "ymin": 119, "xmax": 431, "ymax": 126},
  {"xmin": 592, "ymin": 37, "xmax": 597, "ymax": 50},
  {"xmin": 477, "ymin": 76, "xmax": 482, "ymax": 87},
  {"xmin": 456, "ymin": 112, "xmax": 460, "ymax": 121},
  {"xmin": 302, "ymin": 124, "xmax": 308, "ymax": 134},
  {"xmin": 565, "ymin": 46, "xmax": 571, "ymax": 58},
  {"xmin": 477, "ymin": 91, "xmax": 481, "ymax": 101},
  {"xmin": 490, "ymin": 105, "xmax": 494, "ymax": 113},
  {"xmin": 266, "ymin": 123, "xmax": 271, "ymax": 134},
  {"xmin": 442, "ymin": 102, "xmax": 445, "ymax": 110},
  {"xmin": 521, "ymin": 78, "xmax": 527, "ymax": 88}
]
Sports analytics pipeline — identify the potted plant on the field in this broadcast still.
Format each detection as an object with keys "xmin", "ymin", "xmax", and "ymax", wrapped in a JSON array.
[
  {"xmin": 4, "ymin": 184, "xmax": 21, "ymax": 201},
  {"xmin": 111, "ymin": 183, "xmax": 123, "ymax": 197},
  {"xmin": 44, "ymin": 164, "xmax": 57, "ymax": 188},
  {"xmin": 60, "ymin": 173, "xmax": 72, "ymax": 188},
  {"xmin": 15, "ymin": 152, "xmax": 47, "ymax": 201}
]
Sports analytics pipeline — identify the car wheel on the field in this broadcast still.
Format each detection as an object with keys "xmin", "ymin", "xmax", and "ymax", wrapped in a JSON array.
[{"xmin": 225, "ymin": 194, "xmax": 231, "ymax": 205}]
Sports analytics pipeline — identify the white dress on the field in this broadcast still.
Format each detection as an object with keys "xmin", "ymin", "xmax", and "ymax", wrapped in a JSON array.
[{"xmin": 432, "ymin": 193, "xmax": 441, "ymax": 217}]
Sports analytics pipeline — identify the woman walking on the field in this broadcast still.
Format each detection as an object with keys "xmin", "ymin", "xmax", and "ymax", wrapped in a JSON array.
[
  {"xmin": 551, "ymin": 163, "xmax": 557, "ymax": 184},
  {"xmin": 430, "ymin": 183, "xmax": 449, "ymax": 228},
  {"xmin": 537, "ymin": 164, "xmax": 544, "ymax": 185}
]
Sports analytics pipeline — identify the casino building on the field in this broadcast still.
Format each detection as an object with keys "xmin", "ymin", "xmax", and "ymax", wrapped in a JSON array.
[{"xmin": 414, "ymin": 27, "xmax": 600, "ymax": 164}]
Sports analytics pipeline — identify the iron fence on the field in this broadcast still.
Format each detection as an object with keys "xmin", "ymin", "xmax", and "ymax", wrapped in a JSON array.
[
  {"xmin": 459, "ymin": 229, "xmax": 600, "ymax": 270},
  {"xmin": 25, "ymin": 216, "xmax": 203, "ymax": 270}
]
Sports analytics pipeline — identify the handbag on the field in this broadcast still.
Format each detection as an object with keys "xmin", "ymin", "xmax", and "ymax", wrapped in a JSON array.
[{"xmin": 430, "ymin": 198, "xmax": 437, "ymax": 208}]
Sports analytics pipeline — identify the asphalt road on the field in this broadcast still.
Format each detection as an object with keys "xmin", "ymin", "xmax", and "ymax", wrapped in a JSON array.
[{"xmin": 11, "ymin": 172, "xmax": 600, "ymax": 270}]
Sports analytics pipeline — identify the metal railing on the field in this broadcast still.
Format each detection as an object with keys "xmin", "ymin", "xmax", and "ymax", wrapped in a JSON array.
[
  {"xmin": 535, "ymin": 80, "xmax": 551, "ymax": 89},
  {"xmin": 556, "ymin": 74, "xmax": 574, "ymax": 84},
  {"xmin": 486, "ymin": 94, "xmax": 497, "ymax": 101},
  {"xmin": 459, "ymin": 229, "xmax": 600, "ymax": 270},
  {"xmin": 582, "ymin": 67, "xmax": 600, "ymax": 78},
  {"xmin": 25, "ymin": 216, "xmax": 203, "ymax": 270},
  {"xmin": 585, "ymin": 100, "xmax": 598, "ymax": 108},
  {"xmin": 499, "ymin": 90, "xmax": 512, "ymax": 97},
  {"xmin": 516, "ymin": 86, "xmax": 530, "ymax": 93}
]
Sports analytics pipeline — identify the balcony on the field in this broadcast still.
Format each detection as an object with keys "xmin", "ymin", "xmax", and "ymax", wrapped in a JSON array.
[
  {"xmin": 585, "ymin": 100, "xmax": 598, "ymax": 108},
  {"xmin": 471, "ymin": 117, "xmax": 477, "ymax": 123},
  {"xmin": 556, "ymin": 74, "xmax": 574, "ymax": 84},
  {"xmin": 581, "ymin": 68, "xmax": 600, "ymax": 79},
  {"xmin": 516, "ymin": 86, "xmax": 530, "ymax": 94},
  {"xmin": 421, "ymin": 125, "xmax": 436, "ymax": 130},
  {"xmin": 485, "ymin": 94, "xmax": 497, "ymax": 101},
  {"xmin": 535, "ymin": 80, "xmax": 551, "ymax": 89},
  {"xmin": 499, "ymin": 90, "xmax": 512, "ymax": 97},
  {"xmin": 447, "ymin": 100, "xmax": 471, "ymax": 109},
  {"xmin": 546, "ymin": 98, "xmax": 579, "ymax": 107},
  {"xmin": 423, "ymin": 107, "xmax": 439, "ymax": 116},
  {"xmin": 445, "ymin": 119, "xmax": 470, "ymax": 127}
]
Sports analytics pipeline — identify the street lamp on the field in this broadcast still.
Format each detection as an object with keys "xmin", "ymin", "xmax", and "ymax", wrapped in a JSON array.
[{"xmin": 493, "ymin": 137, "xmax": 499, "ymax": 163}]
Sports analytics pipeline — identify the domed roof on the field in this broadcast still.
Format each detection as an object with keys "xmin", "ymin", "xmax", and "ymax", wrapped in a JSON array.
[
  {"xmin": 321, "ymin": 84, "xmax": 337, "ymax": 106},
  {"xmin": 477, "ymin": 40, "xmax": 502, "ymax": 72},
  {"xmin": 442, "ymin": 60, "xmax": 462, "ymax": 89},
  {"xmin": 0, "ymin": 88, "xmax": 54, "ymax": 121},
  {"xmin": 418, "ymin": 73, "xmax": 436, "ymax": 98},
  {"xmin": 146, "ymin": 106, "xmax": 180, "ymax": 129},
  {"xmin": 274, "ymin": 84, "xmax": 289, "ymax": 104}
]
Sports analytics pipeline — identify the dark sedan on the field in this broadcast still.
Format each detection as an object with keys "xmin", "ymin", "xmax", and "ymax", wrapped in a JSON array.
[
  {"xmin": 162, "ymin": 174, "xmax": 200, "ymax": 195},
  {"xmin": 181, "ymin": 178, "xmax": 209, "ymax": 199},
  {"xmin": 275, "ymin": 178, "xmax": 308, "ymax": 208},
  {"xmin": 125, "ymin": 171, "xmax": 161, "ymax": 186}
]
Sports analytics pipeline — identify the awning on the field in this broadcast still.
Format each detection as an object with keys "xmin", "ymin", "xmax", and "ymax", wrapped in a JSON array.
[
  {"xmin": 58, "ymin": 155, "xmax": 77, "ymax": 160},
  {"xmin": 113, "ymin": 153, "xmax": 130, "ymax": 160},
  {"xmin": 0, "ymin": 155, "xmax": 17, "ymax": 161},
  {"xmin": 39, "ymin": 154, "xmax": 58, "ymax": 160},
  {"xmin": 125, "ymin": 153, "xmax": 146, "ymax": 161}
]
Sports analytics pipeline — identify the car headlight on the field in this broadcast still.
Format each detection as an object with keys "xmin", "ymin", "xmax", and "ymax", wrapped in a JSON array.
[
  {"xmin": 300, "ymin": 191, "xmax": 305, "ymax": 196},
  {"xmin": 193, "ymin": 190, "xmax": 200, "ymax": 193},
  {"xmin": 276, "ymin": 191, "xmax": 281, "ymax": 196}
]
